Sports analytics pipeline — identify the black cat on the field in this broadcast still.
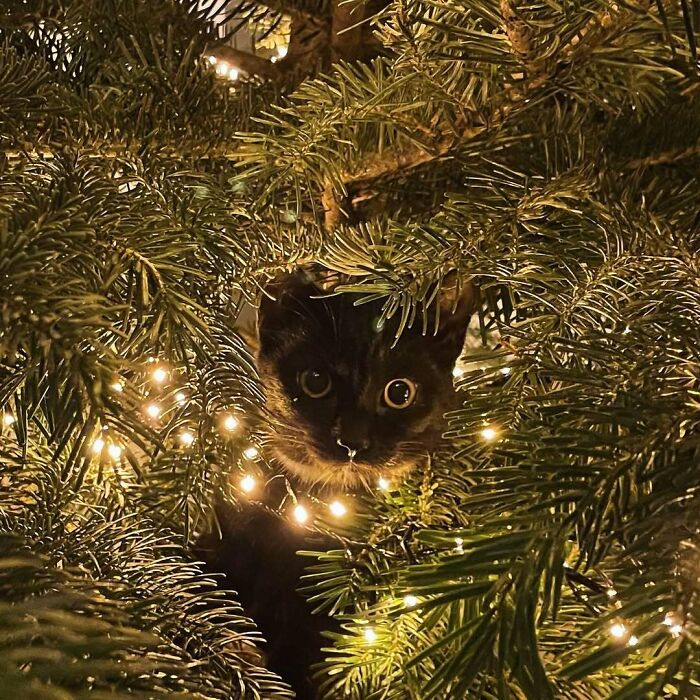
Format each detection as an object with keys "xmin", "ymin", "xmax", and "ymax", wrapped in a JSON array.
[{"xmin": 198, "ymin": 271, "xmax": 475, "ymax": 698}]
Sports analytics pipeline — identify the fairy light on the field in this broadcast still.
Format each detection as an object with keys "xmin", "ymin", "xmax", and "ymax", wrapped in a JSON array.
[
  {"xmin": 663, "ymin": 613, "xmax": 683, "ymax": 637},
  {"xmin": 2, "ymin": 412, "xmax": 15, "ymax": 426},
  {"xmin": 111, "ymin": 381, "xmax": 124, "ymax": 392},
  {"xmin": 452, "ymin": 366, "xmax": 464, "ymax": 378},
  {"xmin": 454, "ymin": 537, "xmax": 464, "ymax": 553},
  {"xmin": 222, "ymin": 414, "xmax": 239, "ymax": 431},
  {"xmin": 628, "ymin": 635, "xmax": 639, "ymax": 647},
  {"xmin": 403, "ymin": 595, "xmax": 419, "ymax": 608},
  {"xmin": 207, "ymin": 55, "xmax": 217, "ymax": 65},
  {"xmin": 179, "ymin": 431, "xmax": 195, "ymax": 447},
  {"xmin": 146, "ymin": 403, "xmax": 161, "ymax": 419},
  {"xmin": 175, "ymin": 392, "xmax": 186, "ymax": 405},
  {"xmin": 107, "ymin": 443, "xmax": 123, "ymax": 460},
  {"xmin": 329, "ymin": 500, "xmax": 347, "ymax": 517},
  {"xmin": 481, "ymin": 426, "xmax": 498, "ymax": 442},
  {"xmin": 92, "ymin": 437, "xmax": 105, "ymax": 454},
  {"xmin": 151, "ymin": 367, "xmax": 167, "ymax": 384},
  {"xmin": 293, "ymin": 504, "xmax": 309, "ymax": 524},
  {"xmin": 606, "ymin": 588, "xmax": 617, "ymax": 598},
  {"xmin": 363, "ymin": 627, "xmax": 377, "ymax": 643},
  {"xmin": 500, "ymin": 367, "xmax": 512, "ymax": 375},
  {"xmin": 276, "ymin": 45, "xmax": 288, "ymax": 58},
  {"xmin": 377, "ymin": 476, "xmax": 390, "ymax": 491},
  {"xmin": 228, "ymin": 67, "xmax": 239, "ymax": 81},
  {"xmin": 240, "ymin": 474, "xmax": 256, "ymax": 493},
  {"xmin": 243, "ymin": 446, "xmax": 259, "ymax": 460},
  {"xmin": 610, "ymin": 623, "xmax": 627, "ymax": 639},
  {"xmin": 216, "ymin": 62, "xmax": 229, "ymax": 76}
]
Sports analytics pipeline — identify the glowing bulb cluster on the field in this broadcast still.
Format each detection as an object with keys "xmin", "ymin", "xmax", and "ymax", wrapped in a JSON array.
[{"xmin": 208, "ymin": 55, "xmax": 241, "ymax": 82}]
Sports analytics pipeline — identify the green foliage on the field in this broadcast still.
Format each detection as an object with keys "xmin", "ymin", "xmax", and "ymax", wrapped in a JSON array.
[{"xmin": 1, "ymin": 0, "xmax": 700, "ymax": 698}]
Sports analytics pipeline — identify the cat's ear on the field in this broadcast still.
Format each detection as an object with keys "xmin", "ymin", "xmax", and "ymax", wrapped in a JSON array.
[
  {"xmin": 257, "ymin": 273, "xmax": 320, "ymax": 356},
  {"xmin": 430, "ymin": 274, "xmax": 477, "ymax": 364}
]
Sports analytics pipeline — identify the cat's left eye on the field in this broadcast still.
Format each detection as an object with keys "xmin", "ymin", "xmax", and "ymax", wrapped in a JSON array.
[
  {"xmin": 383, "ymin": 378, "xmax": 417, "ymax": 409},
  {"xmin": 299, "ymin": 369, "xmax": 332, "ymax": 399}
]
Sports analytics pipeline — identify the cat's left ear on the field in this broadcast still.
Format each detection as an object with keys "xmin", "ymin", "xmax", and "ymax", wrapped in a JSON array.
[{"xmin": 431, "ymin": 275, "xmax": 478, "ymax": 363}]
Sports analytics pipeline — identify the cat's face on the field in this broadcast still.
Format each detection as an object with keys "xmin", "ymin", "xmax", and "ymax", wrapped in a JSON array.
[{"xmin": 257, "ymin": 274, "xmax": 474, "ymax": 488}]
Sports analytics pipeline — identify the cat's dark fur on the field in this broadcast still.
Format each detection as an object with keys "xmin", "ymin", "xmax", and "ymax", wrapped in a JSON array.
[{"xmin": 197, "ymin": 272, "xmax": 474, "ymax": 699}]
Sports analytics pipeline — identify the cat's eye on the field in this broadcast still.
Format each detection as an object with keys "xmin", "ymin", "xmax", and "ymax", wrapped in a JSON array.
[
  {"xmin": 383, "ymin": 378, "xmax": 417, "ymax": 409},
  {"xmin": 299, "ymin": 369, "xmax": 332, "ymax": 399}
]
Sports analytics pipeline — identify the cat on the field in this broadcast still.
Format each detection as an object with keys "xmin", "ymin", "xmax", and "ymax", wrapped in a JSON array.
[{"xmin": 197, "ymin": 270, "xmax": 475, "ymax": 699}]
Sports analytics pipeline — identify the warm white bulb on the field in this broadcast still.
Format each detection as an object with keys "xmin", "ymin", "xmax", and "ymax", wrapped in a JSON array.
[
  {"xmin": 175, "ymin": 391, "xmax": 186, "ymax": 404},
  {"xmin": 363, "ymin": 627, "xmax": 377, "ymax": 643},
  {"xmin": 228, "ymin": 67, "xmax": 239, "ymax": 81},
  {"xmin": 481, "ymin": 426, "xmax": 498, "ymax": 442},
  {"xmin": 179, "ymin": 431, "xmax": 195, "ymax": 446},
  {"xmin": 240, "ymin": 474, "xmax": 256, "ymax": 493},
  {"xmin": 152, "ymin": 367, "xmax": 167, "ymax": 384},
  {"xmin": 606, "ymin": 588, "xmax": 617, "ymax": 598},
  {"xmin": 207, "ymin": 55, "xmax": 217, "ymax": 65},
  {"xmin": 610, "ymin": 623, "xmax": 627, "ymax": 639},
  {"xmin": 377, "ymin": 476, "xmax": 390, "ymax": 491},
  {"xmin": 146, "ymin": 403, "xmax": 161, "ymax": 419},
  {"xmin": 452, "ymin": 366, "xmax": 464, "ymax": 378},
  {"xmin": 107, "ymin": 443, "xmax": 123, "ymax": 460},
  {"xmin": 500, "ymin": 367, "xmax": 512, "ymax": 375},
  {"xmin": 243, "ymin": 446, "xmax": 258, "ymax": 460},
  {"xmin": 293, "ymin": 504, "xmax": 309, "ymax": 524},
  {"xmin": 270, "ymin": 55, "xmax": 278, "ymax": 63},
  {"xmin": 329, "ymin": 500, "xmax": 347, "ymax": 517},
  {"xmin": 222, "ymin": 414, "xmax": 239, "ymax": 431},
  {"xmin": 2, "ymin": 412, "xmax": 15, "ymax": 426},
  {"xmin": 216, "ymin": 62, "xmax": 229, "ymax": 76},
  {"xmin": 276, "ymin": 45, "xmax": 288, "ymax": 58},
  {"xmin": 669, "ymin": 623, "xmax": 683, "ymax": 637},
  {"xmin": 628, "ymin": 635, "xmax": 639, "ymax": 647},
  {"xmin": 92, "ymin": 437, "xmax": 105, "ymax": 453},
  {"xmin": 111, "ymin": 381, "xmax": 124, "ymax": 392},
  {"xmin": 403, "ymin": 595, "xmax": 419, "ymax": 608},
  {"xmin": 454, "ymin": 537, "xmax": 464, "ymax": 553}
]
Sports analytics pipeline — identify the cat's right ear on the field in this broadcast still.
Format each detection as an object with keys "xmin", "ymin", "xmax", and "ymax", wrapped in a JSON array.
[{"xmin": 257, "ymin": 273, "xmax": 320, "ymax": 356}]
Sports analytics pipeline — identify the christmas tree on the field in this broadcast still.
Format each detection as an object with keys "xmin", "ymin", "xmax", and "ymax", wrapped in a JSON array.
[{"xmin": 1, "ymin": 0, "xmax": 699, "ymax": 698}]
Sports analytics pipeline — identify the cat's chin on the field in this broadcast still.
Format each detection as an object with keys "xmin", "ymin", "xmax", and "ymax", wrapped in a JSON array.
[{"xmin": 272, "ymin": 447, "xmax": 414, "ymax": 489}]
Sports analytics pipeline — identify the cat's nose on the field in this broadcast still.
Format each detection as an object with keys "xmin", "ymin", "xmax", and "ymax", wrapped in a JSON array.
[{"xmin": 335, "ymin": 436, "xmax": 370, "ymax": 461}]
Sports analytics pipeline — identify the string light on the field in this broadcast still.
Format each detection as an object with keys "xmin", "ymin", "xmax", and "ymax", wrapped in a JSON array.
[
  {"xmin": 377, "ymin": 476, "xmax": 390, "ymax": 491},
  {"xmin": 175, "ymin": 392, "xmax": 187, "ymax": 405},
  {"xmin": 92, "ymin": 437, "xmax": 105, "ymax": 454},
  {"xmin": 111, "ymin": 381, "xmax": 124, "ymax": 392},
  {"xmin": 222, "ymin": 414, "xmax": 239, "ymax": 431},
  {"xmin": 151, "ymin": 367, "xmax": 168, "ymax": 384},
  {"xmin": 481, "ymin": 426, "xmax": 498, "ymax": 442},
  {"xmin": 293, "ymin": 504, "xmax": 309, "ymax": 524},
  {"xmin": 663, "ymin": 613, "xmax": 683, "ymax": 637},
  {"xmin": 240, "ymin": 474, "xmax": 256, "ymax": 493},
  {"xmin": 179, "ymin": 431, "xmax": 195, "ymax": 447},
  {"xmin": 243, "ymin": 446, "xmax": 259, "ymax": 460},
  {"xmin": 216, "ymin": 62, "xmax": 229, "ymax": 76},
  {"xmin": 2, "ymin": 412, "xmax": 15, "ymax": 426},
  {"xmin": 628, "ymin": 635, "xmax": 639, "ymax": 647},
  {"xmin": 452, "ymin": 366, "xmax": 465, "ymax": 378},
  {"xmin": 606, "ymin": 588, "xmax": 617, "ymax": 598},
  {"xmin": 500, "ymin": 367, "xmax": 512, "ymax": 375},
  {"xmin": 207, "ymin": 55, "xmax": 217, "ymax": 65},
  {"xmin": 363, "ymin": 627, "xmax": 377, "ymax": 643},
  {"xmin": 403, "ymin": 595, "xmax": 419, "ymax": 608},
  {"xmin": 276, "ymin": 45, "xmax": 288, "ymax": 58},
  {"xmin": 107, "ymin": 443, "xmax": 123, "ymax": 460},
  {"xmin": 146, "ymin": 403, "xmax": 161, "ymax": 419},
  {"xmin": 329, "ymin": 500, "xmax": 347, "ymax": 517},
  {"xmin": 609, "ymin": 623, "xmax": 627, "ymax": 639},
  {"xmin": 228, "ymin": 67, "xmax": 239, "ymax": 81},
  {"xmin": 454, "ymin": 537, "xmax": 464, "ymax": 553}
]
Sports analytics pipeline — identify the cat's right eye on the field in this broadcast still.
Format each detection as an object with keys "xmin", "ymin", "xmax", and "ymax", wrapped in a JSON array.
[{"xmin": 298, "ymin": 369, "xmax": 332, "ymax": 399}]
